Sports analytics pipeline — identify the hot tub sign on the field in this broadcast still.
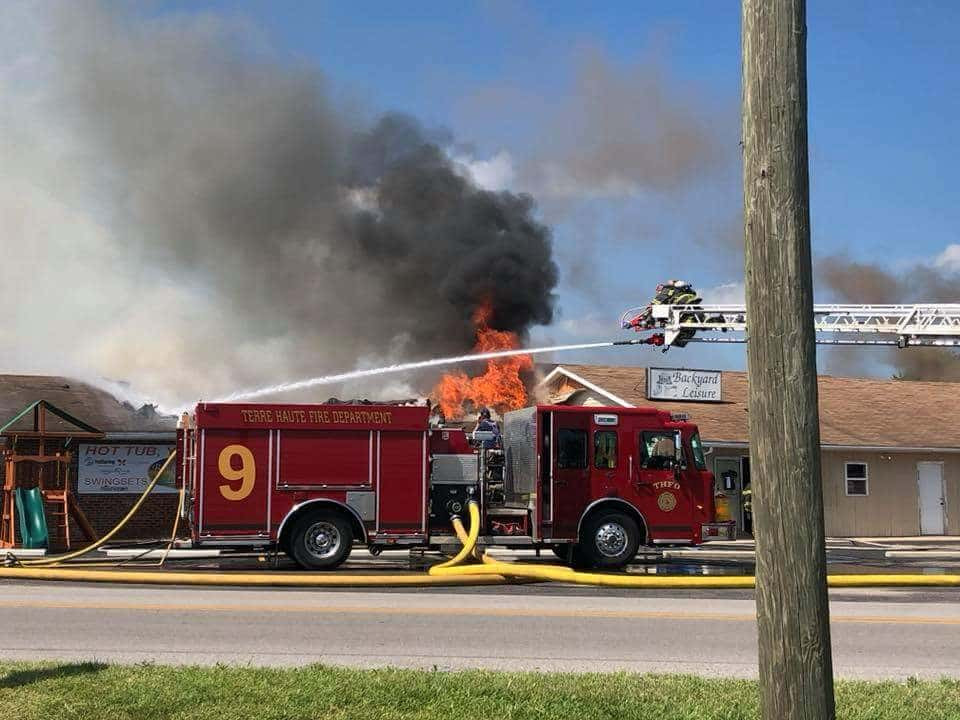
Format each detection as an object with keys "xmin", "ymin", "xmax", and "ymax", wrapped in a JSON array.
[
  {"xmin": 78, "ymin": 443, "xmax": 177, "ymax": 494},
  {"xmin": 647, "ymin": 368, "xmax": 722, "ymax": 402}
]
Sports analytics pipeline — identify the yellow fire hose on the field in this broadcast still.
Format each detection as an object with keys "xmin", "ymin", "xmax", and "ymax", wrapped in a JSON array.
[
  {"xmin": 2, "ymin": 564, "xmax": 957, "ymax": 588},
  {"xmin": 4, "ymin": 470, "xmax": 960, "ymax": 587},
  {"xmin": 431, "ymin": 503, "xmax": 960, "ymax": 588},
  {"xmin": 5, "ymin": 451, "xmax": 179, "ymax": 567},
  {"xmin": 1, "ymin": 494, "xmax": 510, "ymax": 585},
  {"xmin": 429, "ymin": 502, "xmax": 482, "ymax": 571},
  {"xmin": 432, "ymin": 561, "xmax": 960, "ymax": 588},
  {"xmin": 0, "ymin": 566, "xmax": 510, "ymax": 587},
  {"xmin": 30, "ymin": 472, "xmax": 188, "ymax": 570},
  {"xmin": 52, "ymin": 482, "xmax": 189, "ymax": 570},
  {"xmin": 156, "ymin": 481, "xmax": 187, "ymax": 567}
]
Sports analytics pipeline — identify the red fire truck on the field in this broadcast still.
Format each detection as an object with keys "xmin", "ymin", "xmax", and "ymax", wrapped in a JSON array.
[{"xmin": 175, "ymin": 403, "xmax": 734, "ymax": 570}]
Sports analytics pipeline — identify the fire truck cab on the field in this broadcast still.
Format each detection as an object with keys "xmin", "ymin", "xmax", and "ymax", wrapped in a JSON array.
[{"xmin": 176, "ymin": 403, "xmax": 733, "ymax": 570}]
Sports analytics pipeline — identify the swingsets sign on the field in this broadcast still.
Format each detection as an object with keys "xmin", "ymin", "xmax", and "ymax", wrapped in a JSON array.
[
  {"xmin": 646, "ymin": 367, "xmax": 722, "ymax": 402},
  {"xmin": 78, "ymin": 443, "xmax": 177, "ymax": 494}
]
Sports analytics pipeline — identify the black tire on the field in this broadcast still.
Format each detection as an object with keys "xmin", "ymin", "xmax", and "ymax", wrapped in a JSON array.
[
  {"xmin": 569, "ymin": 544, "xmax": 593, "ymax": 570},
  {"xmin": 287, "ymin": 510, "xmax": 354, "ymax": 570},
  {"xmin": 550, "ymin": 544, "xmax": 573, "ymax": 561},
  {"xmin": 579, "ymin": 511, "xmax": 641, "ymax": 569}
]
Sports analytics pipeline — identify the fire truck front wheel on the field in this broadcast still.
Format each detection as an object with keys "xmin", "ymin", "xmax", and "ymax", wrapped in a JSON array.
[
  {"xmin": 288, "ymin": 511, "xmax": 353, "ymax": 570},
  {"xmin": 580, "ymin": 512, "xmax": 641, "ymax": 569},
  {"xmin": 550, "ymin": 544, "xmax": 573, "ymax": 562}
]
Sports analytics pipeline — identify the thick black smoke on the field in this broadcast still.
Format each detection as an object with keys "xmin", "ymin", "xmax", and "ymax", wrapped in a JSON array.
[
  {"xmin": 341, "ymin": 115, "xmax": 558, "ymax": 351},
  {"xmin": 0, "ymin": 2, "xmax": 557, "ymax": 407},
  {"xmin": 818, "ymin": 255, "xmax": 960, "ymax": 380}
]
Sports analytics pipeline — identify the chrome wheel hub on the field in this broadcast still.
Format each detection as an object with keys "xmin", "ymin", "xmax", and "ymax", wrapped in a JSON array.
[
  {"xmin": 305, "ymin": 521, "xmax": 341, "ymax": 559},
  {"xmin": 595, "ymin": 522, "xmax": 628, "ymax": 557}
]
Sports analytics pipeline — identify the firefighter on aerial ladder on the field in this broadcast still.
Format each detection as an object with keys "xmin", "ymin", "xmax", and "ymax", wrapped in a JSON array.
[
  {"xmin": 622, "ymin": 280, "xmax": 734, "ymax": 349},
  {"xmin": 623, "ymin": 280, "xmax": 702, "ymax": 347}
]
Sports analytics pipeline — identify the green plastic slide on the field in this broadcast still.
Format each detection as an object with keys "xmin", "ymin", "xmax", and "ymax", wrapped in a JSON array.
[{"xmin": 14, "ymin": 487, "xmax": 49, "ymax": 549}]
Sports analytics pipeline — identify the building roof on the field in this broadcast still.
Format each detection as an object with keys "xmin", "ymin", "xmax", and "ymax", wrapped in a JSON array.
[
  {"xmin": 0, "ymin": 375, "xmax": 176, "ymax": 434},
  {"xmin": 539, "ymin": 364, "xmax": 960, "ymax": 450}
]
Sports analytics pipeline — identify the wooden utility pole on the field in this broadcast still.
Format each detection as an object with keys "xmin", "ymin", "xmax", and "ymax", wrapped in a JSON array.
[{"xmin": 741, "ymin": 1, "xmax": 835, "ymax": 719}]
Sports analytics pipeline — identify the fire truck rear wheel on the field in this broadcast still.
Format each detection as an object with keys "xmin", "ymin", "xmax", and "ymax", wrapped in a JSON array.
[
  {"xmin": 288, "ymin": 511, "xmax": 353, "ymax": 570},
  {"xmin": 580, "ymin": 512, "xmax": 641, "ymax": 569}
]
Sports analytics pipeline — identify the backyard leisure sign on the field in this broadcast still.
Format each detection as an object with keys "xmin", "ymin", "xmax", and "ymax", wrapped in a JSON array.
[
  {"xmin": 646, "ymin": 367, "xmax": 722, "ymax": 402},
  {"xmin": 78, "ymin": 443, "xmax": 177, "ymax": 494}
]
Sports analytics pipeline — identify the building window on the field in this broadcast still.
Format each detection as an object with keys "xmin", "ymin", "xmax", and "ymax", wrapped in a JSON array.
[
  {"xmin": 845, "ymin": 462, "xmax": 868, "ymax": 496},
  {"xmin": 557, "ymin": 428, "xmax": 587, "ymax": 469},
  {"xmin": 594, "ymin": 431, "xmax": 617, "ymax": 469}
]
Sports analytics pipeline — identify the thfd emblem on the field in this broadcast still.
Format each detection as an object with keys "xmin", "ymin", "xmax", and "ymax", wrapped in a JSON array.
[{"xmin": 657, "ymin": 491, "xmax": 677, "ymax": 512}]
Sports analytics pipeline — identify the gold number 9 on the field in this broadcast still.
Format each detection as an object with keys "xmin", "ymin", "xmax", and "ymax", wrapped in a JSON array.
[{"xmin": 218, "ymin": 445, "xmax": 256, "ymax": 501}]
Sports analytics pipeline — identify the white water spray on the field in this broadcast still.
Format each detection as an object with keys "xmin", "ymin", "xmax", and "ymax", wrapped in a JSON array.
[{"xmin": 214, "ymin": 341, "xmax": 617, "ymax": 402}]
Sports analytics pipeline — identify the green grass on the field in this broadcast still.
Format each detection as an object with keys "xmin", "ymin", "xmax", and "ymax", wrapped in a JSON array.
[{"xmin": 1, "ymin": 663, "xmax": 959, "ymax": 720}]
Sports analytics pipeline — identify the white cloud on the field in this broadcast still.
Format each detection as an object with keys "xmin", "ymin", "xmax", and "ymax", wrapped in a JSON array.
[
  {"xmin": 450, "ymin": 150, "xmax": 516, "ymax": 191},
  {"xmin": 934, "ymin": 244, "xmax": 960, "ymax": 272},
  {"xmin": 702, "ymin": 281, "xmax": 745, "ymax": 305}
]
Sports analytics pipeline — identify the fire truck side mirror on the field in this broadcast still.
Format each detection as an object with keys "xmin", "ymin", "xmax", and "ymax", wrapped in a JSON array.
[{"xmin": 673, "ymin": 430, "xmax": 685, "ymax": 468}]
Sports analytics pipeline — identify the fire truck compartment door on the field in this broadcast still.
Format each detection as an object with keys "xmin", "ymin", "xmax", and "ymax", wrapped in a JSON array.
[
  {"xmin": 376, "ymin": 431, "xmax": 427, "ymax": 535},
  {"xmin": 278, "ymin": 430, "xmax": 372, "ymax": 487},
  {"xmin": 551, "ymin": 412, "xmax": 592, "ymax": 539},
  {"xmin": 635, "ymin": 431, "xmax": 692, "ymax": 540},
  {"xmin": 200, "ymin": 429, "xmax": 271, "ymax": 536}
]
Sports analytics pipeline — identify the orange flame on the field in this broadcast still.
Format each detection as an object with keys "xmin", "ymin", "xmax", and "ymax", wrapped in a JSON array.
[{"xmin": 433, "ymin": 303, "xmax": 532, "ymax": 419}]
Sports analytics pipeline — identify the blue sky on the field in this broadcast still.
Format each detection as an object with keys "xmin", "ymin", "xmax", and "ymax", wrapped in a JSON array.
[{"xmin": 158, "ymin": 1, "xmax": 959, "ymax": 374}]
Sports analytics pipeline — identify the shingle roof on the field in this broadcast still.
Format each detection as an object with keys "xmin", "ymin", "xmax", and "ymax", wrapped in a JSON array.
[
  {"xmin": 0, "ymin": 375, "xmax": 176, "ymax": 434},
  {"xmin": 541, "ymin": 364, "xmax": 960, "ymax": 450}
]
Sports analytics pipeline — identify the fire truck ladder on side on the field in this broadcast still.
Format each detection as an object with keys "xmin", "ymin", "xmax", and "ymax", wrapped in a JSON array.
[{"xmin": 617, "ymin": 304, "xmax": 960, "ymax": 349}]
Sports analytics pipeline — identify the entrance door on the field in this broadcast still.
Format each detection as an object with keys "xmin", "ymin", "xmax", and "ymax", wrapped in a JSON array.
[
  {"xmin": 917, "ymin": 462, "xmax": 946, "ymax": 535},
  {"xmin": 713, "ymin": 457, "xmax": 740, "ymax": 525},
  {"xmin": 551, "ymin": 412, "xmax": 592, "ymax": 539}
]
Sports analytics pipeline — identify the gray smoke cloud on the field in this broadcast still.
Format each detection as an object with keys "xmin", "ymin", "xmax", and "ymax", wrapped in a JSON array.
[
  {"xmin": 817, "ymin": 254, "xmax": 960, "ymax": 380},
  {"xmin": 519, "ymin": 46, "xmax": 725, "ymax": 199},
  {"xmin": 0, "ymin": 2, "xmax": 557, "ymax": 409}
]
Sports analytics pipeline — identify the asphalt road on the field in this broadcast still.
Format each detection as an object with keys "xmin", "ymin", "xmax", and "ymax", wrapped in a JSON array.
[{"xmin": 3, "ymin": 580, "xmax": 960, "ymax": 679}]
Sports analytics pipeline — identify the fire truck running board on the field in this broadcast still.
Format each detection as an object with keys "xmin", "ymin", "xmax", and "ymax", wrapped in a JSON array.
[
  {"xmin": 100, "ymin": 548, "xmax": 222, "ymax": 558},
  {"xmin": 429, "ymin": 535, "xmax": 536, "ymax": 545},
  {"xmin": 196, "ymin": 538, "xmax": 270, "ymax": 547}
]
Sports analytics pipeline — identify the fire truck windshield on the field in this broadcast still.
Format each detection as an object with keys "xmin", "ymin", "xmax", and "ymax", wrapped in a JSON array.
[
  {"xmin": 641, "ymin": 432, "xmax": 676, "ymax": 470},
  {"xmin": 690, "ymin": 432, "xmax": 707, "ymax": 470}
]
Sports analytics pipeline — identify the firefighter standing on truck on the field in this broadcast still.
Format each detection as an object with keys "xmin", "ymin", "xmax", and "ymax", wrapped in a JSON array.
[{"xmin": 475, "ymin": 408, "xmax": 501, "ymax": 449}]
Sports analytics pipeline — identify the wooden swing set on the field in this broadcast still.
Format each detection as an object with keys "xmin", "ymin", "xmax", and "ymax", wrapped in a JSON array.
[{"xmin": 0, "ymin": 400, "xmax": 101, "ymax": 549}]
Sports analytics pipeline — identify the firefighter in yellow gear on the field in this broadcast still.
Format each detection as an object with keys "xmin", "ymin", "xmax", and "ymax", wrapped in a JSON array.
[{"xmin": 741, "ymin": 484, "xmax": 753, "ymax": 535}]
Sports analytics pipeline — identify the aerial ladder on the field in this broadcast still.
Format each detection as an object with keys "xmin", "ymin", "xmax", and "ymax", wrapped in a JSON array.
[{"xmin": 617, "ymin": 303, "xmax": 960, "ymax": 350}]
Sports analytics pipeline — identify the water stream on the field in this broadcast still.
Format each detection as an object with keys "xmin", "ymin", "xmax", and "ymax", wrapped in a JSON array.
[{"xmin": 214, "ymin": 341, "xmax": 616, "ymax": 402}]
